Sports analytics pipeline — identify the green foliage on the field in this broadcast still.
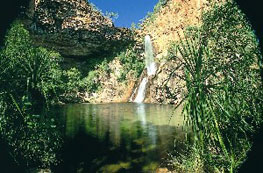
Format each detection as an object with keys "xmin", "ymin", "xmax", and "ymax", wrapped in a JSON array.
[
  {"xmin": 82, "ymin": 58, "xmax": 112, "ymax": 93},
  {"xmin": 154, "ymin": 0, "xmax": 169, "ymax": 14},
  {"xmin": 142, "ymin": 0, "xmax": 169, "ymax": 25},
  {"xmin": 1, "ymin": 21, "xmax": 63, "ymax": 106},
  {"xmin": 117, "ymin": 48, "xmax": 144, "ymax": 82},
  {"xmin": 168, "ymin": 1, "xmax": 263, "ymax": 172},
  {"xmin": 96, "ymin": 59, "xmax": 111, "ymax": 74},
  {"xmin": 58, "ymin": 67, "xmax": 85, "ymax": 103},
  {"xmin": 0, "ymin": 22, "xmax": 90, "ymax": 104},
  {"xmin": 169, "ymin": 143, "xmax": 204, "ymax": 173},
  {"xmin": 0, "ymin": 21, "xmax": 63, "ymax": 168},
  {"xmin": 63, "ymin": 68, "xmax": 82, "ymax": 92},
  {"xmin": 0, "ymin": 103, "xmax": 62, "ymax": 168},
  {"xmin": 105, "ymin": 11, "xmax": 119, "ymax": 21},
  {"xmin": 84, "ymin": 70, "xmax": 101, "ymax": 93},
  {"xmin": 89, "ymin": 1, "xmax": 118, "ymax": 22}
]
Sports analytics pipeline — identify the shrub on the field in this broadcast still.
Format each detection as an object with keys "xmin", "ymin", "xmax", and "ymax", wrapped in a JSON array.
[
  {"xmin": 168, "ymin": 1, "xmax": 263, "ymax": 172},
  {"xmin": 142, "ymin": 0, "xmax": 169, "ymax": 25},
  {"xmin": 96, "ymin": 59, "xmax": 111, "ymax": 74},
  {"xmin": 117, "ymin": 48, "xmax": 144, "ymax": 82},
  {"xmin": 59, "ymin": 67, "xmax": 84, "ymax": 103},
  {"xmin": 0, "ymin": 21, "xmax": 63, "ymax": 169},
  {"xmin": 0, "ymin": 103, "xmax": 62, "ymax": 168},
  {"xmin": 83, "ymin": 70, "xmax": 101, "ymax": 93},
  {"xmin": 1, "ymin": 21, "xmax": 63, "ymax": 107}
]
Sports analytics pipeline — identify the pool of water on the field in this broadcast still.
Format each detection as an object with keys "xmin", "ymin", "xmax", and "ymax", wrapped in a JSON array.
[{"xmin": 54, "ymin": 103, "xmax": 184, "ymax": 172}]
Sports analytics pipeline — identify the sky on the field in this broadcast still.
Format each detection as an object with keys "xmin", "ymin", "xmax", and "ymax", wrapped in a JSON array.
[{"xmin": 89, "ymin": 0, "xmax": 159, "ymax": 28}]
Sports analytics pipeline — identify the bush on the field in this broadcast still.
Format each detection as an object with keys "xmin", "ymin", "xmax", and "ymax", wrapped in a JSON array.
[
  {"xmin": 96, "ymin": 59, "xmax": 111, "ymax": 74},
  {"xmin": 117, "ymin": 48, "xmax": 144, "ymax": 82},
  {"xmin": 58, "ymin": 67, "xmax": 84, "ymax": 103},
  {"xmin": 143, "ymin": 0, "xmax": 169, "ymax": 25},
  {"xmin": 168, "ymin": 1, "xmax": 263, "ymax": 172},
  {"xmin": 1, "ymin": 21, "xmax": 63, "ymax": 107},
  {"xmin": 0, "ymin": 103, "xmax": 62, "ymax": 168},
  {"xmin": 0, "ymin": 21, "xmax": 63, "ymax": 169},
  {"xmin": 83, "ymin": 70, "xmax": 101, "ymax": 93}
]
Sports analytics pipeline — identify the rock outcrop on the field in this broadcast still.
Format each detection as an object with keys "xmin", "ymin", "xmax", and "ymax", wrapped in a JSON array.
[
  {"xmin": 140, "ymin": 0, "xmax": 225, "ymax": 104},
  {"xmin": 18, "ymin": 0, "xmax": 226, "ymax": 104},
  {"xmin": 140, "ymin": 0, "xmax": 224, "ymax": 55},
  {"xmin": 83, "ymin": 58, "xmax": 136, "ymax": 103},
  {"xmin": 81, "ymin": 0, "xmax": 220, "ymax": 104},
  {"xmin": 22, "ymin": 0, "xmax": 132, "ymax": 58}
]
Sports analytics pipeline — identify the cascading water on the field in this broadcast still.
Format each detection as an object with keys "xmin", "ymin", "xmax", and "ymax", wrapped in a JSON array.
[
  {"xmin": 145, "ymin": 35, "xmax": 157, "ymax": 76},
  {"xmin": 133, "ymin": 35, "xmax": 156, "ymax": 103},
  {"xmin": 134, "ymin": 77, "xmax": 148, "ymax": 103}
]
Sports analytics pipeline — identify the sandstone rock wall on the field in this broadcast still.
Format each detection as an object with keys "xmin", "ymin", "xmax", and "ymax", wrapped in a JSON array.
[
  {"xmin": 18, "ymin": 0, "xmax": 227, "ymax": 104},
  {"xmin": 141, "ymin": 0, "xmax": 224, "ymax": 55},
  {"xmin": 22, "ymin": 0, "xmax": 132, "ymax": 58},
  {"xmin": 140, "ymin": 0, "xmax": 225, "ymax": 104},
  {"xmin": 83, "ymin": 0, "xmax": 226, "ymax": 104}
]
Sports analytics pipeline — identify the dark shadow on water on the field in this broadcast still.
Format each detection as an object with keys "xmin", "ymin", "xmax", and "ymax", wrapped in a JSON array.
[
  {"xmin": 52, "ymin": 123, "xmax": 182, "ymax": 173},
  {"xmin": 53, "ymin": 131, "xmax": 109, "ymax": 173},
  {"xmin": 51, "ymin": 103, "xmax": 185, "ymax": 173}
]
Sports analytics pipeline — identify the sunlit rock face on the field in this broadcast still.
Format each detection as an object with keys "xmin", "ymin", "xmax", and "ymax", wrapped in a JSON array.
[
  {"xmin": 140, "ymin": 0, "xmax": 227, "ymax": 105},
  {"xmin": 22, "ymin": 0, "xmax": 132, "ymax": 58}
]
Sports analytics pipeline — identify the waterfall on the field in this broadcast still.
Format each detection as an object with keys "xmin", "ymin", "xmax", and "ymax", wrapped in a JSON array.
[
  {"xmin": 133, "ymin": 35, "xmax": 156, "ymax": 103},
  {"xmin": 134, "ymin": 77, "xmax": 148, "ymax": 103},
  {"xmin": 145, "ymin": 35, "xmax": 157, "ymax": 76}
]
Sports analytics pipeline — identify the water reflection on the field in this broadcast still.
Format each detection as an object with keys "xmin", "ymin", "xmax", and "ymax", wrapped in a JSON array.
[
  {"xmin": 55, "ymin": 103, "xmax": 184, "ymax": 173},
  {"xmin": 136, "ymin": 103, "xmax": 157, "ymax": 147},
  {"xmin": 136, "ymin": 103, "xmax": 146, "ymax": 126}
]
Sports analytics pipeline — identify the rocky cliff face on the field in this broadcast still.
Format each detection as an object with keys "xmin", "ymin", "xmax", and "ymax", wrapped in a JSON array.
[
  {"xmin": 79, "ymin": 0, "xmax": 226, "ymax": 104},
  {"xmin": 18, "ymin": 0, "xmax": 226, "ymax": 104},
  {"xmin": 141, "ymin": 0, "xmax": 224, "ymax": 55},
  {"xmin": 22, "ymin": 0, "xmax": 132, "ymax": 58},
  {"xmin": 141, "ymin": 0, "xmax": 225, "ymax": 104}
]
